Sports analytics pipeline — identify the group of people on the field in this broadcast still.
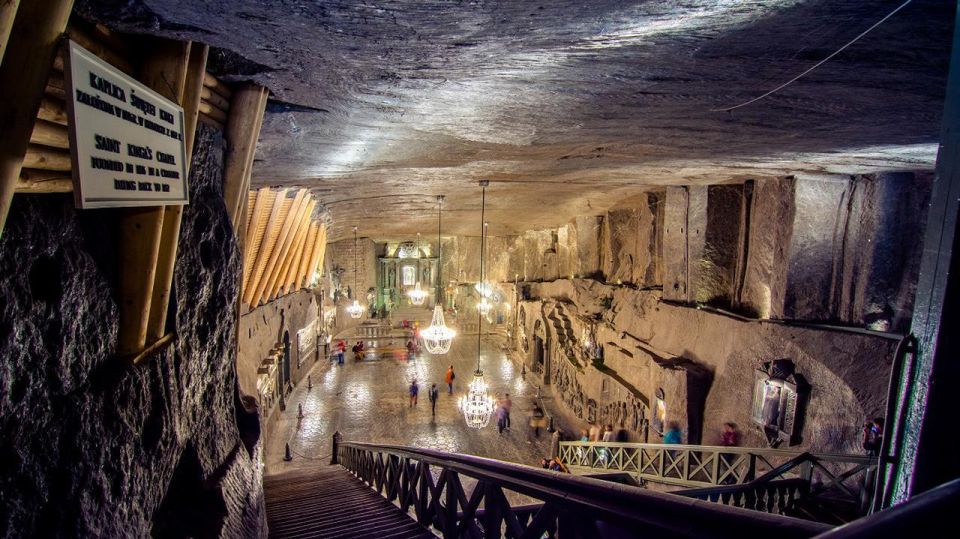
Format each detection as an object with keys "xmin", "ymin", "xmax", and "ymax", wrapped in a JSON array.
[{"xmin": 406, "ymin": 365, "xmax": 457, "ymax": 417}]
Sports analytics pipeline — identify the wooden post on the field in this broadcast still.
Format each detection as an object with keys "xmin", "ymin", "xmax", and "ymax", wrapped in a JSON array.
[
  {"xmin": 0, "ymin": 0, "xmax": 74, "ymax": 238},
  {"xmin": 118, "ymin": 38, "xmax": 190, "ymax": 355},
  {"xmin": 223, "ymin": 83, "xmax": 268, "ymax": 230},
  {"xmin": 145, "ymin": 43, "xmax": 208, "ymax": 342},
  {"xmin": 0, "ymin": 0, "xmax": 21, "ymax": 64}
]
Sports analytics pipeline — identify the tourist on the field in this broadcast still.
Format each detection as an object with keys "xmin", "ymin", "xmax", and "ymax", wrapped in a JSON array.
[
  {"xmin": 445, "ymin": 365, "xmax": 456, "ymax": 394},
  {"xmin": 502, "ymin": 393, "xmax": 513, "ymax": 429},
  {"xmin": 862, "ymin": 417, "xmax": 884, "ymax": 456},
  {"xmin": 549, "ymin": 457, "xmax": 570, "ymax": 473},
  {"xmin": 409, "ymin": 379, "xmax": 419, "ymax": 407},
  {"xmin": 719, "ymin": 422, "xmax": 739, "ymax": 447},
  {"xmin": 496, "ymin": 400, "xmax": 508, "ymax": 434},
  {"xmin": 664, "ymin": 421, "xmax": 682, "ymax": 444},
  {"xmin": 336, "ymin": 339, "xmax": 346, "ymax": 364},
  {"xmin": 540, "ymin": 458, "xmax": 551, "ymax": 469},
  {"xmin": 602, "ymin": 424, "xmax": 615, "ymax": 442},
  {"xmin": 588, "ymin": 422, "xmax": 601, "ymax": 442},
  {"xmin": 579, "ymin": 429, "xmax": 589, "ymax": 442},
  {"xmin": 428, "ymin": 383, "xmax": 439, "ymax": 416},
  {"xmin": 406, "ymin": 340, "xmax": 416, "ymax": 360},
  {"xmin": 530, "ymin": 402, "xmax": 547, "ymax": 437}
]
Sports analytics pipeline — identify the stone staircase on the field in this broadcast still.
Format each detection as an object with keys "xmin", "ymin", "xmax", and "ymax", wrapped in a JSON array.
[
  {"xmin": 264, "ymin": 467, "xmax": 433, "ymax": 538},
  {"xmin": 546, "ymin": 302, "xmax": 581, "ymax": 368}
]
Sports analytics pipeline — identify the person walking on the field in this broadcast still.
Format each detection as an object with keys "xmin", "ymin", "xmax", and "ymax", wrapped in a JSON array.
[
  {"xmin": 445, "ymin": 365, "xmax": 456, "ymax": 394},
  {"xmin": 336, "ymin": 339, "xmax": 346, "ymax": 365},
  {"xmin": 664, "ymin": 421, "xmax": 682, "ymax": 444},
  {"xmin": 496, "ymin": 401, "xmax": 508, "ymax": 434},
  {"xmin": 530, "ymin": 402, "xmax": 547, "ymax": 437},
  {"xmin": 429, "ymin": 383, "xmax": 439, "ymax": 417},
  {"xmin": 502, "ymin": 393, "xmax": 513, "ymax": 430},
  {"xmin": 409, "ymin": 379, "xmax": 419, "ymax": 407}
]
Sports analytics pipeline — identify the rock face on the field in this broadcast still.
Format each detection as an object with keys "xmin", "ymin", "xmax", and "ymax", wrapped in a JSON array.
[{"xmin": 0, "ymin": 124, "xmax": 266, "ymax": 538}]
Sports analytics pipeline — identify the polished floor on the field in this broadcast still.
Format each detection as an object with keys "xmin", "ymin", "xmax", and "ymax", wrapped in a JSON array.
[{"xmin": 264, "ymin": 334, "xmax": 559, "ymax": 476}]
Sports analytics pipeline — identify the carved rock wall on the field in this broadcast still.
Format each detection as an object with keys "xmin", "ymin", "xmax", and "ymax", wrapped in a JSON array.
[{"xmin": 0, "ymin": 123, "xmax": 266, "ymax": 537}]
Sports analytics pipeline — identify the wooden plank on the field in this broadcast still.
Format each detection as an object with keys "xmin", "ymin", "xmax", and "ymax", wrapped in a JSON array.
[
  {"xmin": 198, "ymin": 100, "xmax": 227, "ymax": 123},
  {"xmin": 201, "ymin": 86, "xmax": 229, "ymax": 111},
  {"xmin": 242, "ymin": 188, "xmax": 274, "ymax": 289},
  {"xmin": 37, "ymin": 96, "xmax": 68, "ymax": 125},
  {"xmin": 250, "ymin": 189, "xmax": 307, "ymax": 308},
  {"xmin": 29, "ymin": 118, "xmax": 69, "ymax": 149},
  {"xmin": 243, "ymin": 189, "xmax": 289, "ymax": 307},
  {"xmin": 0, "ymin": 0, "xmax": 73, "ymax": 236},
  {"xmin": 307, "ymin": 223, "xmax": 327, "ymax": 288},
  {"xmin": 16, "ymin": 168, "xmax": 72, "ymax": 193},
  {"xmin": 273, "ymin": 200, "xmax": 314, "ymax": 298},
  {"xmin": 197, "ymin": 113, "xmax": 224, "ymax": 131},
  {"xmin": 117, "ymin": 38, "xmax": 190, "ymax": 354},
  {"xmin": 223, "ymin": 83, "xmax": 267, "ymax": 229},
  {"xmin": 44, "ymin": 72, "xmax": 66, "ymax": 100},
  {"xmin": 146, "ymin": 42, "xmax": 207, "ymax": 343},
  {"xmin": 23, "ymin": 144, "xmax": 70, "ymax": 171},
  {"xmin": 257, "ymin": 190, "xmax": 309, "ymax": 305},
  {"xmin": 0, "ymin": 0, "xmax": 20, "ymax": 64},
  {"xmin": 66, "ymin": 24, "xmax": 134, "ymax": 75},
  {"xmin": 203, "ymin": 71, "xmax": 232, "ymax": 100},
  {"xmin": 295, "ymin": 223, "xmax": 320, "ymax": 291}
]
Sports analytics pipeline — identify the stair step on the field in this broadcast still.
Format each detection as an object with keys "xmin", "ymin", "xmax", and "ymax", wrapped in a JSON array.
[{"xmin": 264, "ymin": 466, "xmax": 433, "ymax": 538}]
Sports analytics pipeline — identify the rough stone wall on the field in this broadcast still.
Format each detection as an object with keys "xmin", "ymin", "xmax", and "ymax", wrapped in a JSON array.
[
  {"xmin": 573, "ymin": 215, "xmax": 602, "ymax": 278},
  {"xmin": 697, "ymin": 185, "xmax": 743, "ymax": 306},
  {"xmin": 238, "ymin": 290, "xmax": 322, "ymax": 412},
  {"xmin": 523, "ymin": 280, "xmax": 895, "ymax": 453},
  {"xmin": 0, "ymin": 123, "xmax": 266, "ymax": 538},
  {"xmin": 738, "ymin": 177, "xmax": 796, "ymax": 318}
]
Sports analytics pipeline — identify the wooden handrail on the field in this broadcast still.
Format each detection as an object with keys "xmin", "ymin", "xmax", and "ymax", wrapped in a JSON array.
[
  {"xmin": 559, "ymin": 440, "xmax": 876, "ymax": 463},
  {"xmin": 338, "ymin": 440, "xmax": 830, "ymax": 538}
]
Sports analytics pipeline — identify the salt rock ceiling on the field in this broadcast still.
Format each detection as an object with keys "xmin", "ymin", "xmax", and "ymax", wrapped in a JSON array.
[{"xmin": 80, "ymin": 0, "xmax": 953, "ymax": 240}]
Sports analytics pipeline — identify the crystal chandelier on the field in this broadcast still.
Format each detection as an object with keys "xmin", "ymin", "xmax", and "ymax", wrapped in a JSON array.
[
  {"xmin": 460, "ymin": 180, "xmax": 496, "ymax": 428},
  {"xmin": 346, "ymin": 226, "xmax": 366, "ymax": 319},
  {"xmin": 407, "ymin": 233, "xmax": 429, "ymax": 306},
  {"xmin": 422, "ymin": 195, "xmax": 455, "ymax": 355}
]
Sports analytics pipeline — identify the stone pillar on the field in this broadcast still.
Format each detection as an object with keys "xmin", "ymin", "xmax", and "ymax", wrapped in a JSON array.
[{"xmin": 737, "ymin": 177, "xmax": 795, "ymax": 318}]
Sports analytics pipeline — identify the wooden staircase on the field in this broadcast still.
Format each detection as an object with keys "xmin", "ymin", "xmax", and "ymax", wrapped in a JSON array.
[{"xmin": 264, "ymin": 466, "xmax": 434, "ymax": 538}]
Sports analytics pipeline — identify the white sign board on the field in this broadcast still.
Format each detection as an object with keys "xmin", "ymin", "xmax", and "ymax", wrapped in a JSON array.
[{"xmin": 65, "ymin": 40, "xmax": 189, "ymax": 208}]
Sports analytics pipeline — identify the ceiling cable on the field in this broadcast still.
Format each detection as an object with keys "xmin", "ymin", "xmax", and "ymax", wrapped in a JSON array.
[{"xmin": 711, "ymin": 0, "xmax": 914, "ymax": 113}]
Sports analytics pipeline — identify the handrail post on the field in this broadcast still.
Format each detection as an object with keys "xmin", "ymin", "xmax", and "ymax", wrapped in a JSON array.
[
  {"xmin": 331, "ymin": 431, "xmax": 342, "ymax": 465},
  {"xmin": 747, "ymin": 453, "xmax": 757, "ymax": 481}
]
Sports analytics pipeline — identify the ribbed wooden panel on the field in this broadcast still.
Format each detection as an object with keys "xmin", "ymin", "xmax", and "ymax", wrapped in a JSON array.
[
  {"xmin": 252, "ymin": 189, "xmax": 308, "ymax": 308},
  {"xmin": 243, "ymin": 189, "xmax": 291, "ymax": 307},
  {"xmin": 311, "ymin": 224, "xmax": 328, "ymax": 284},
  {"xmin": 242, "ymin": 188, "xmax": 276, "ymax": 292},
  {"xmin": 295, "ymin": 224, "xmax": 320, "ymax": 290},
  {"xmin": 268, "ymin": 198, "xmax": 314, "ymax": 302}
]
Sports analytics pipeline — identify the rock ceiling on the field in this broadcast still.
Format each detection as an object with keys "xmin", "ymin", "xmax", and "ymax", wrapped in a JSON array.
[{"xmin": 81, "ymin": 0, "xmax": 953, "ymax": 240}]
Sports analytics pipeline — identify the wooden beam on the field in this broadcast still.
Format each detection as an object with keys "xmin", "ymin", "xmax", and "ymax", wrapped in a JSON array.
[
  {"xmin": 249, "ymin": 189, "xmax": 306, "ymax": 308},
  {"xmin": 267, "ymin": 198, "xmax": 314, "ymax": 302},
  {"xmin": 65, "ymin": 24, "xmax": 134, "ymax": 75},
  {"xmin": 201, "ymin": 86, "xmax": 229, "ymax": 111},
  {"xmin": 274, "ymin": 200, "xmax": 315, "ymax": 298},
  {"xmin": 16, "ymin": 168, "xmax": 71, "ymax": 193},
  {"xmin": 23, "ymin": 144, "xmax": 70, "ymax": 171},
  {"xmin": 203, "ymin": 72, "xmax": 232, "ymax": 100},
  {"xmin": 37, "ymin": 96, "xmax": 68, "ymax": 125},
  {"xmin": 295, "ymin": 223, "xmax": 320, "ymax": 291},
  {"xmin": 242, "ymin": 188, "xmax": 289, "ymax": 307},
  {"xmin": 198, "ymin": 100, "xmax": 227, "ymax": 123},
  {"xmin": 0, "ymin": 0, "xmax": 20, "ymax": 64},
  {"xmin": 310, "ymin": 224, "xmax": 328, "ymax": 286},
  {"xmin": 0, "ymin": 0, "xmax": 73, "ymax": 237},
  {"xmin": 44, "ymin": 72, "xmax": 66, "ymax": 100},
  {"xmin": 197, "ymin": 113, "xmax": 224, "ymax": 131},
  {"xmin": 29, "ymin": 118, "xmax": 69, "ymax": 149},
  {"xmin": 146, "ymin": 42, "xmax": 207, "ymax": 343},
  {"xmin": 242, "ymin": 188, "xmax": 273, "ymax": 287},
  {"xmin": 117, "ymin": 39, "xmax": 191, "ymax": 354},
  {"xmin": 223, "ymin": 83, "xmax": 267, "ymax": 230}
]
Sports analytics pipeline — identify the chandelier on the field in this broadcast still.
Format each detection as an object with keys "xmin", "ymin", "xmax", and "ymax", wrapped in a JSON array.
[
  {"xmin": 407, "ymin": 233, "xmax": 429, "ymax": 306},
  {"xmin": 460, "ymin": 180, "xmax": 496, "ymax": 428},
  {"xmin": 422, "ymin": 195, "xmax": 455, "ymax": 355},
  {"xmin": 346, "ymin": 226, "xmax": 366, "ymax": 319}
]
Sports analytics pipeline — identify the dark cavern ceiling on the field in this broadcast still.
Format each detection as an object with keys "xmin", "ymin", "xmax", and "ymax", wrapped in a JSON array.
[{"xmin": 78, "ymin": 0, "xmax": 954, "ymax": 240}]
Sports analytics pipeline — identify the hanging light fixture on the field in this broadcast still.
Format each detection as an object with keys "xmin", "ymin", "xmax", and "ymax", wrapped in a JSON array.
[
  {"xmin": 346, "ymin": 226, "xmax": 366, "ymax": 319},
  {"xmin": 460, "ymin": 180, "xmax": 496, "ymax": 428},
  {"xmin": 476, "ymin": 222, "xmax": 493, "ymax": 315},
  {"xmin": 422, "ymin": 196, "xmax": 456, "ymax": 355},
  {"xmin": 407, "ymin": 233, "xmax": 429, "ymax": 306}
]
